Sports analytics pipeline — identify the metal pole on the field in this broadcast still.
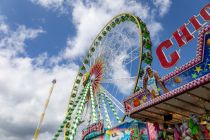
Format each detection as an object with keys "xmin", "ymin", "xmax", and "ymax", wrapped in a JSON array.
[{"xmin": 33, "ymin": 79, "xmax": 56, "ymax": 140}]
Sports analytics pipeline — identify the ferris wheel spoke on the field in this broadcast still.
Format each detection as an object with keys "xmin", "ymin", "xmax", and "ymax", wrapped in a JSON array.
[
  {"xmin": 101, "ymin": 76, "xmax": 136, "ymax": 84},
  {"xmin": 118, "ymin": 44, "xmax": 139, "ymax": 62},
  {"xmin": 100, "ymin": 30, "xmax": 132, "ymax": 60},
  {"xmin": 83, "ymin": 62, "xmax": 90, "ymax": 72},
  {"xmin": 99, "ymin": 86, "xmax": 124, "ymax": 113},
  {"xmin": 128, "ymin": 49, "xmax": 139, "ymax": 61},
  {"xmin": 124, "ymin": 55, "xmax": 139, "ymax": 66},
  {"xmin": 129, "ymin": 38, "xmax": 133, "ymax": 80},
  {"xmin": 96, "ymin": 94, "xmax": 102, "ymax": 120}
]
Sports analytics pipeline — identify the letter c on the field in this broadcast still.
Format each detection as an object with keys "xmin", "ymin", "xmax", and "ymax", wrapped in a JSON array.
[{"xmin": 156, "ymin": 39, "xmax": 180, "ymax": 68}]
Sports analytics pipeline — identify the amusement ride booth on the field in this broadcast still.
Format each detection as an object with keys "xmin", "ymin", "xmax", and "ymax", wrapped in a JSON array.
[{"xmin": 124, "ymin": 3, "xmax": 210, "ymax": 140}]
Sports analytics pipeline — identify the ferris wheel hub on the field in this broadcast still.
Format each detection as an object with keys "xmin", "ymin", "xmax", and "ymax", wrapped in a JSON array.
[{"xmin": 90, "ymin": 74, "xmax": 96, "ymax": 83}]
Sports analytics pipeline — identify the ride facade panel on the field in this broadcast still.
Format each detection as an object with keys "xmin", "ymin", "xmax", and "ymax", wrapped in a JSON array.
[
  {"xmin": 90, "ymin": 120, "xmax": 148, "ymax": 140},
  {"xmin": 124, "ymin": 25, "xmax": 210, "ymax": 115},
  {"xmin": 123, "ymin": 3, "xmax": 210, "ymax": 140}
]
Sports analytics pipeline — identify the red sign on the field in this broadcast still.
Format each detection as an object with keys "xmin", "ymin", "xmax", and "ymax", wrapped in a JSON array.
[{"xmin": 156, "ymin": 3, "xmax": 210, "ymax": 68}]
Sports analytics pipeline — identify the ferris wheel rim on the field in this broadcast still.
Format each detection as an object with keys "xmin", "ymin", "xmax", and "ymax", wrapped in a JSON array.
[
  {"xmin": 66, "ymin": 13, "xmax": 152, "ymax": 114},
  {"xmin": 52, "ymin": 13, "xmax": 153, "ymax": 140},
  {"xmin": 81, "ymin": 12, "xmax": 151, "ymax": 94}
]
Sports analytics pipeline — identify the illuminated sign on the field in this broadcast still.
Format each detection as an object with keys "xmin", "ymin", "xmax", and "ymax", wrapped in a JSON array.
[
  {"xmin": 82, "ymin": 120, "xmax": 104, "ymax": 140},
  {"xmin": 156, "ymin": 3, "xmax": 210, "ymax": 68}
]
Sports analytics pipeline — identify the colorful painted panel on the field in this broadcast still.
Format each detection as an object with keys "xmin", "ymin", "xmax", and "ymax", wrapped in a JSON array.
[
  {"xmin": 82, "ymin": 120, "xmax": 104, "ymax": 140},
  {"xmin": 147, "ymin": 123, "xmax": 157, "ymax": 140},
  {"xmin": 124, "ymin": 25, "xmax": 210, "ymax": 114},
  {"xmin": 90, "ymin": 120, "xmax": 149, "ymax": 140}
]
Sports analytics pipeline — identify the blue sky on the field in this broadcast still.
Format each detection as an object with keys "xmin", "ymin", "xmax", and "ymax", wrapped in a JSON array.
[
  {"xmin": 0, "ymin": 0, "xmax": 74, "ymax": 59},
  {"xmin": 0, "ymin": 0, "xmax": 209, "ymax": 71},
  {"xmin": 0, "ymin": 0, "xmax": 209, "ymax": 140}
]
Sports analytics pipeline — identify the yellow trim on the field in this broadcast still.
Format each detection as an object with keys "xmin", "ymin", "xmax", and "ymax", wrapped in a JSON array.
[{"xmin": 132, "ymin": 16, "xmax": 144, "ymax": 94}]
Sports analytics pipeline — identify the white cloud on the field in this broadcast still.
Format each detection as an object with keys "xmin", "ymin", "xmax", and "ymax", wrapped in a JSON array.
[
  {"xmin": 62, "ymin": 0, "xmax": 165, "ymax": 98},
  {"xmin": 147, "ymin": 21, "xmax": 163, "ymax": 45},
  {"xmin": 33, "ymin": 0, "xmax": 64, "ymax": 7},
  {"xmin": 153, "ymin": 0, "xmax": 172, "ymax": 16},
  {"xmin": 110, "ymin": 52, "xmax": 134, "ymax": 95},
  {"xmin": 34, "ymin": 52, "xmax": 48, "ymax": 66},
  {"xmin": 0, "ymin": 24, "xmax": 44, "ymax": 58},
  {"xmin": 0, "ymin": 16, "xmax": 9, "ymax": 34},
  {"xmin": 64, "ymin": 0, "xmax": 151, "ymax": 59},
  {"xmin": 30, "ymin": 0, "xmax": 170, "ymax": 59},
  {"xmin": 62, "ymin": 0, "xmax": 170, "ymax": 60},
  {"xmin": 0, "ymin": 17, "xmax": 79, "ymax": 140},
  {"xmin": 0, "ymin": 23, "xmax": 9, "ymax": 34},
  {"xmin": 0, "ymin": 55, "xmax": 78, "ymax": 140},
  {"xmin": 30, "ymin": 0, "xmax": 67, "ymax": 12}
]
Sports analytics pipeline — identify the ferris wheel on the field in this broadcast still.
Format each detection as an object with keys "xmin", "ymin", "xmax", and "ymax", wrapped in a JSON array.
[{"xmin": 52, "ymin": 13, "xmax": 152, "ymax": 140}]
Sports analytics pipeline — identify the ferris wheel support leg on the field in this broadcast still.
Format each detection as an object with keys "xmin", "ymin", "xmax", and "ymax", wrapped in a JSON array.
[
  {"xmin": 103, "ymin": 93, "xmax": 121, "ymax": 123},
  {"xmin": 52, "ymin": 83, "xmax": 89, "ymax": 140},
  {"xmin": 100, "ymin": 93, "xmax": 112, "ymax": 129},
  {"xmin": 90, "ymin": 85, "xmax": 98, "ymax": 123},
  {"xmin": 96, "ymin": 94, "xmax": 102, "ymax": 120},
  {"xmin": 67, "ymin": 83, "xmax": 90, "ymax": 140},
  {"xmin": 63, "ymin": 76, "xmax": 79, "ymax": 140},
  {"xmin": 100, "ymin": 87, "xmax": 124, "ymax": 113},
  {"xmin": 64, "ymin": 95, "xmax": 83, "ymax": 140}
]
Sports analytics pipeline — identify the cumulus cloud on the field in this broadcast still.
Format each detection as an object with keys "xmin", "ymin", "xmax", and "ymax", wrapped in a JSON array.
[
  {"xmin": 61, "ymin": 0, "xmax": 166, "ymax": 97},
  {"xmin": 0, "ymin": 19, "xmax": 9, "ymax": 34},
  {"xmin": 30, "ymin": 0, "xmax": 68, "ymax": 12},
  {"xmin": 0, "ymin": 22, "xmax": 44, "ymax": 58},
  {"xmin": 153, "ymin": 0, "xmax": 172, "ymax": 16},
  {"xmin": 61, "ymin": 0, "xmax": 169, "ymax": 60},
  {"xmin": 110, "ymin": 52, "xmax": 134, "ymax": 95},
  {"xmin": 30, "ymin": 0, "xmax": 171, "ymax": 59},
  {"xmin": 0, "ymin": 17, "xmax": 78, "ymax": 140},
  {"xmin": 64, "ymin": 0, "xmax": 151, "ymax": 59},
  {"xmin": 0, "ymin": 55, "xmax": 78, "ymax": 140},
  {"xmin": 147, "ymin": 21, "xmax": 163, "ymax": 45}
]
